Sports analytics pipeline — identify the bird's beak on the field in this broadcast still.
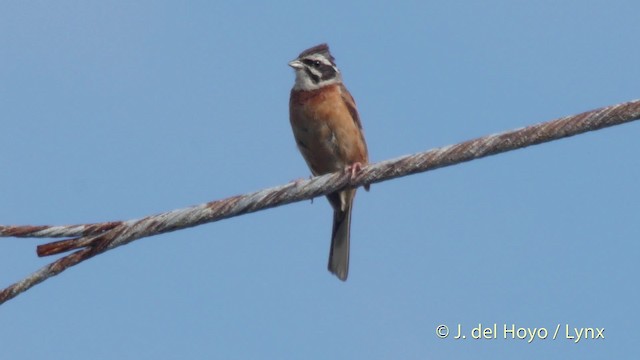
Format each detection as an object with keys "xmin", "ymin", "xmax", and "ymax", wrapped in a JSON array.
[{"xmin": 288, "ymin": 59, "xmax": 303, "ymax": 69}]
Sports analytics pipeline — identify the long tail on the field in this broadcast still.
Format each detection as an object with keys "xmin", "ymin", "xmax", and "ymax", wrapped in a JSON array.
[{"xmin": 328, "ymin": 193, "xmax": 354, "ymax": 281}]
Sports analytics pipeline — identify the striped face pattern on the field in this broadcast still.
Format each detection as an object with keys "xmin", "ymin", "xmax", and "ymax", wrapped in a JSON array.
[{"xmin": 288, "ymin": 44, "xmax": 342, "ymax": 91}]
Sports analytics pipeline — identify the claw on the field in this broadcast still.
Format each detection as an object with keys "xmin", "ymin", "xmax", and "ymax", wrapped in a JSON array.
[
  {"xmin": 344, "ymin": 162, "xmax": 369, "ymax": 190},
  {"xmin": 345, "ymin": 162, "xmax": 364, "ymax": 179}
]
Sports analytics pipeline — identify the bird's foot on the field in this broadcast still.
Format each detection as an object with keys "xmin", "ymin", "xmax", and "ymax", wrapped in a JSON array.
[{"xmin": 345, "ymin": 162, "xmax": 370, "ymax": 191}]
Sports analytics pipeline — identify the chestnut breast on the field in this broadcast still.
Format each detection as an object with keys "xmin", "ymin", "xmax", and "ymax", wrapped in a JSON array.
[{"xmin": 289, "ymin": 84, "xmax": 368, "ymax": 175}]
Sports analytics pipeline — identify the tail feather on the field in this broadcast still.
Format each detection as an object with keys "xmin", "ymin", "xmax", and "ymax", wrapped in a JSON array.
[{"xmin": 328, "ymin": 200, "xmax": 352, "ymax": 281}]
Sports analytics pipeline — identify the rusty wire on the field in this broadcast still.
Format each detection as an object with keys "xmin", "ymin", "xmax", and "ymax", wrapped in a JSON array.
[{"xmin": 1, "ymin": 98, "xmax": 640, "ymax": 305}]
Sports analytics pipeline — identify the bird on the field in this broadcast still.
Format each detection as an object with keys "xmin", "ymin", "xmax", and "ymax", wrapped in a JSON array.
[{"xmin": 288, "ymin": 43, "xmax": 369, "ymax": 281}]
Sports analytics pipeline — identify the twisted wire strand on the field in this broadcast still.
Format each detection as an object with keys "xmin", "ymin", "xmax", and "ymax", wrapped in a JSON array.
[
  {"xmin": 0, "ymin": 222, "xmax": 122, "ymax": 239},
  {"xmin": 1, "ymin": 99, "xmax": 639, "ymax": 305}
]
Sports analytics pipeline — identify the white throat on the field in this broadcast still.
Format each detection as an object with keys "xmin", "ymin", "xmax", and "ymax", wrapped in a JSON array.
[{"xmin": 292, "ymin": 70, "xmax": 341, "ymax": 91}]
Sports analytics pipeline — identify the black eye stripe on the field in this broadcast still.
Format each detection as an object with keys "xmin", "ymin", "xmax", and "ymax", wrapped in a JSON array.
[
  {"xmin": 302, "ymin": 59, "xmax": 321, "ymax": 67},
  {"xmin": 300, "ymin": 57, "xmax": 338, "ymax": 83}
]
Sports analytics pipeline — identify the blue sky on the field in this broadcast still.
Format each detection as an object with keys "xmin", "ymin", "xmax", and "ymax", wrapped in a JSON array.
[{"xmin": 1, "ymin": 1, "xmax": 638, "ymax": 358}]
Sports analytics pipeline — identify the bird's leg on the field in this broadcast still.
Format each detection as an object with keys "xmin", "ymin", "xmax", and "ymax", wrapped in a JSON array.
[
  {"xmin": 345, "ymin": 162, "xmax": 369, "ymax": 191},
  {"xmin": 345, "ymin": 162, "xmax": 364, "ymax": 180}
]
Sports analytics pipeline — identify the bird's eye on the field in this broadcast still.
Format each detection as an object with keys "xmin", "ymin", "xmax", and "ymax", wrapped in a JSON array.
[{"xmin": 313, "ymin": 60, "xmax": 321, "ymax": 67}]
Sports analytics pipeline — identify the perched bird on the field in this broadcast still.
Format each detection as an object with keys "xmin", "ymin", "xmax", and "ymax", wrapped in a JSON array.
[{"xmin": 288, "ymin": 43, "xmax": 369, "ymax": 281}]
